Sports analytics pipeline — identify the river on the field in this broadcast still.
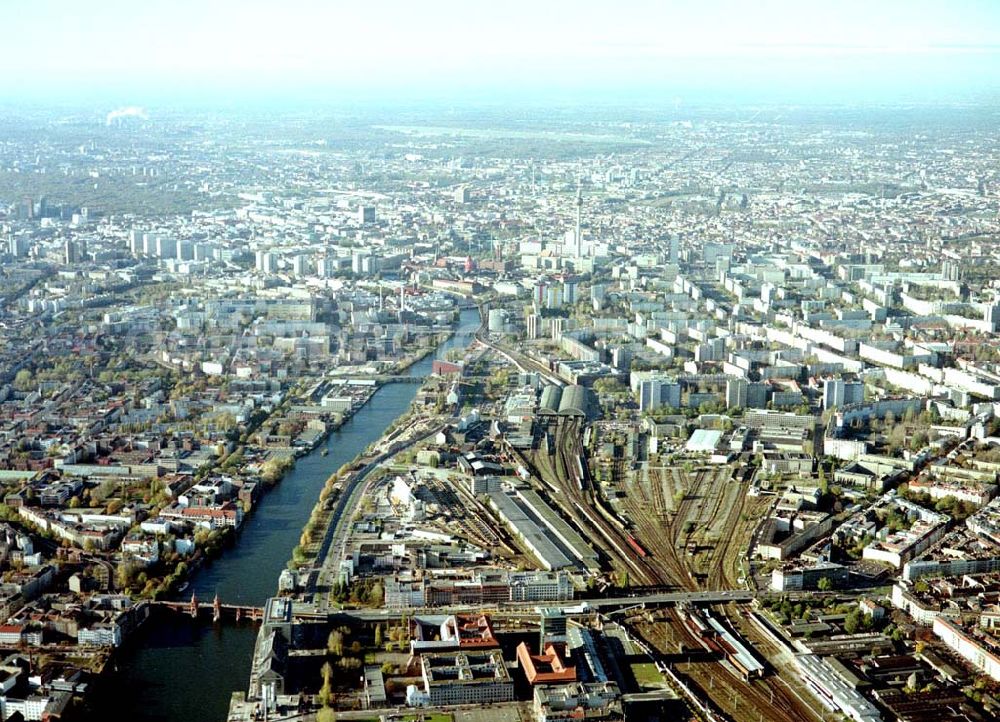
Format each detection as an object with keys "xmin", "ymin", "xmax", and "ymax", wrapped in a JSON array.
[{"xmin": 92, "ymin": 308, "xmax": 481, "ymax": 722}]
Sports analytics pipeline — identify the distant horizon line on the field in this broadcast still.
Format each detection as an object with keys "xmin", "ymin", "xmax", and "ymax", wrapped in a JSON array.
[{"xmin": 1, "ymin": 90, "xmax": 1000, "ymax": 114}]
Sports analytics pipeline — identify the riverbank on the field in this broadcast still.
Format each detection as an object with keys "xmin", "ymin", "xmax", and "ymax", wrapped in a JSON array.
[
  {"xmin": 87, "ymin": 382, "xmax": 431, "ymax": 721},
  {"xmin": 94, "ymin": 308, "xmax": 482, "ymax": 722},
  {"xmin": 105, "ymin": 377, "xmax": 382, "ymax": 606}
]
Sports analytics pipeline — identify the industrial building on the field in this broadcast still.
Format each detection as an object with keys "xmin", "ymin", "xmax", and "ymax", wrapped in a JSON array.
[
  {"xmin": 487, "ymin": 487, "xmax": 599, "ymax": 571},
  {"xmin": 533, "ymin": 682, "xmax": 622, "ymax": 722},
  {"xmin": 794, "ymin": 653, "xmax": 883, "ymax": 722},
  {"xmin": 408, "ymin": 650, "xmax": 514, "ymax": 707}
]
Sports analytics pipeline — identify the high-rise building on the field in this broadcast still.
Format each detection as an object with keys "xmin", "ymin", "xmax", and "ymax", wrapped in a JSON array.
[
  {"xmin": 538, "ymin": 609, "xmax": 567, "ymax": 646},
  {"xmin": 358, "ymin": 205, "xmax": 376, "ymax": 224},
  {"xmin": 352, "ymin": 250, "xmax": 378, "ymax": 274},
  {"xmin": 726, "ymin": 377, "xmax": 748, "ymax": 410},
  {"xmin": 942, "ymin": 260, "xmax": 960, "ymax": 282},
  {"xmin": 590, "ymin": 284, "xmax": 606, "ymax": 309},
  {"xmin": 703, "ymin": 242, "xmax": 734, "ymax": 265},
  {"xmin": 611, "ymin": 347, "xmax": 632, "ymax": 371},
  {"xmin": 985, "ymin": 304, "xmax": 1000, "ymax": 332},
  {"xmin": 669, "ymin": 236, "xmax": 680, "ymax": 264},
  {"xmin": 8, "ymin": 235, "xmax": 29, "ymax": 258},
  {"xmin": 176, "ymin": 240, "xmax": 194, "ymax": 261},
  {"xmin": 823, "ymin": 379, "xmax": 862, "ymax": 411},
  {"xmin": 488, "ymin": 309, "xmax": 506, "ymax": 333},
  {"xmin": 526, "ymin": 313, "xmax": 541, "ymax": 340},
  {"xmin": 155, "ymin": 236, "xmax": 176, "ymax": 259},
  {"xmin": 291, "ymin": 255, "xmax": 309, "ymax": 277},
  {"xmin": 639, "ymin": 379, "xmax": 662, "ymax": 412},
  {"xmin": 639, "ymin": 379, "xmax": 681, "ymax": 411},
  {"xmin": 662, "ymin": 382, "xmax": 682, "ymax": 409},
  {"xmin": 571, "ymin": 181, "xmax": 583, "ymax": 257},
  {"xmin": 695, "ymin": 337, "xmax": 726, "ymax": 363},
  {"xmin": 63, "ymin": 239, "xmax": 78, "ymax": 265},
  {"xmin": 747, "ymin": 382, "xmax": 769, "ymax": 409},
  {"xmin": 823, "ymin": 379, "xmax": 844, "ymax": 411},
  {"xmin": 532, "ymin": 282, "xmax": 548, "ymax": 309},
  {"xmin": 255, "ymin": 250, "xmax": 277, "ymax": 274},
  {"xmin": 563, "ymin": 281, "xmax": 578, "ymax": 306}
]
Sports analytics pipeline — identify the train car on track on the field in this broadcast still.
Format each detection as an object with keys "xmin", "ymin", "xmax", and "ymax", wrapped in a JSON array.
[{"xmin": 625, "ymin": 534, "xmax": 649, "ymax": 558}]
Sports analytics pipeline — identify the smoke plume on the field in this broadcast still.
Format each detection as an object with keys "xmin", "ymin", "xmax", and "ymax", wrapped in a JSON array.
[{"xmin": 105, "ymin": 106, "xmax": 148, "ymax": 126}]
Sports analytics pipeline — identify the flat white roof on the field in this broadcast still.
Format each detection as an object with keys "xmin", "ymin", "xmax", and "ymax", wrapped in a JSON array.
[{"xmin": 686, "ymin": 428, "xmax": 723, "ymax": 453}]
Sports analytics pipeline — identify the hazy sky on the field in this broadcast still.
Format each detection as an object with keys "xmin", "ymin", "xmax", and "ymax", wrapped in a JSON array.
[{"xmin": 4, "ymin": 0, "xmax": 1000, "ymax": 104}]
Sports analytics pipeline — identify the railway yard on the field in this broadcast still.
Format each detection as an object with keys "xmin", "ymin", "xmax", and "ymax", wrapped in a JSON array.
[
  {"xmin": 525, "ymin": 417, "xmax": 672, "ymax": 586},
  {"xmin": 328, "ymin": 347, "xmax": 981, "ymax": 722},
  {"xmin": 521, "ymin": 418, "xmax": 771, "ymax": 595},
  {"xmin": 626, "ymin": 604, "xmax": 824, "ymax": 722},
  {"xmin": 516, "ymin": 418, "xmax": 826, "ymax": 722}
]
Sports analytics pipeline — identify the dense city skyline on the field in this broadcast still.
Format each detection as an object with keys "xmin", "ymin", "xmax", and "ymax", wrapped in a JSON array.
[{"xmin": 2, "ymin": 3, "xmax": 1000, "ymax": 722}]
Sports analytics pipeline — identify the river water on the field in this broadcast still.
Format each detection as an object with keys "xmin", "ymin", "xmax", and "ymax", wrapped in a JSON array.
[{"xmin": 94, "ymin": 308, "xmax": 480, "ymax": 722}]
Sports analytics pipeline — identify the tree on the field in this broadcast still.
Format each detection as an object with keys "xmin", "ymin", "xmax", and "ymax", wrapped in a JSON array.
[
  {"xmin": 337, "ymin": 657, "xmax": 361, "ymax": 671},
  {"xmin": 367, "ymin": 580, "xmax": 384, "ymax": 607},
  {"xmin": 317, "ymin": 709, "xmax": 336, "ymax": 722},
  {"xmin": 374, "ymin": 624, "xmax": 383, "ymax": 647},
  {"xmin": 12, "ymin": 369, "xmax": 34, "ymax": 392},
  {"xmin": 327, "ymin": 629, "xmax": 344, "ymax": 656},
  {"xmin": 318, "ymin": 661, "xmax": 333, "ymax": 707},
  {"xmin": 817, "ymin": 577, "xmax": 832, "ymax": 592}
]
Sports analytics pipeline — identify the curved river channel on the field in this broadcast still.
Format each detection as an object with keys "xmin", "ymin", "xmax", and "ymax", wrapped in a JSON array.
[{"xmin": 91, "ymin": 308, "xmax": 481, "ymax": 722}]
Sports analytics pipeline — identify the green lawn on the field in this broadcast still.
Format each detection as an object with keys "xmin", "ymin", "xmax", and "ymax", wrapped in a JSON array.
[{"xmin": 631, "ymin": 662, "xmax": 664, "ymax": 687}]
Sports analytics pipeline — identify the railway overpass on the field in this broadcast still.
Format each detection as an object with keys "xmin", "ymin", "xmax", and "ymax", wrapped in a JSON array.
[{"xmin": 323, "ymin": 589, "xmax": 755, "ymax": 622}]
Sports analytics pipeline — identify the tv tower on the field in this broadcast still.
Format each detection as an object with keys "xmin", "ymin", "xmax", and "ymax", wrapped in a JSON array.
[{"xmin": 575, "ymin": 178, "xmax": 583, "ymax": 249}]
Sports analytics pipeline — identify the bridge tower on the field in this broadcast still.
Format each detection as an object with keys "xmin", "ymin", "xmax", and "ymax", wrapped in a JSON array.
[
  {"xmin": 212, "ymin": 593, "xmax": 221, "ymax": 623},
  {"xmin": 189, "ymin": 591, "xmax": 198, "ymax": 619}
]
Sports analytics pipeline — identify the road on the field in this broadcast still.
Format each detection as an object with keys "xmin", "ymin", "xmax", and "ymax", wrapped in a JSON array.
[{"xmin": 310, "ymin": 418, "xmax": 449, "ymax": 610}]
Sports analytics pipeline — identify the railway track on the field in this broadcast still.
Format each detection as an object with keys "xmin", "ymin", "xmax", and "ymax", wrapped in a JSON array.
[
  {"xmin": 626, "ymin": 466, "xmax": 700, "ymax": 591},
  {"xmin": 635, "ymin": 609, "xmax": 820, "ymax": 722},
  {"xmin": 612, "ymin": 459, "xmax": 822, "ymax": 722},
  {"xmin": 705, "ymin": 482, "xmax": 748, "ymax": 590},
  {"xmin": 614, "ymin": 463, "xmax": 755, "ymax": 594},
  {"xmin": 538, "ymin": 419, "xmax": 667, "ymax": 586}
]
